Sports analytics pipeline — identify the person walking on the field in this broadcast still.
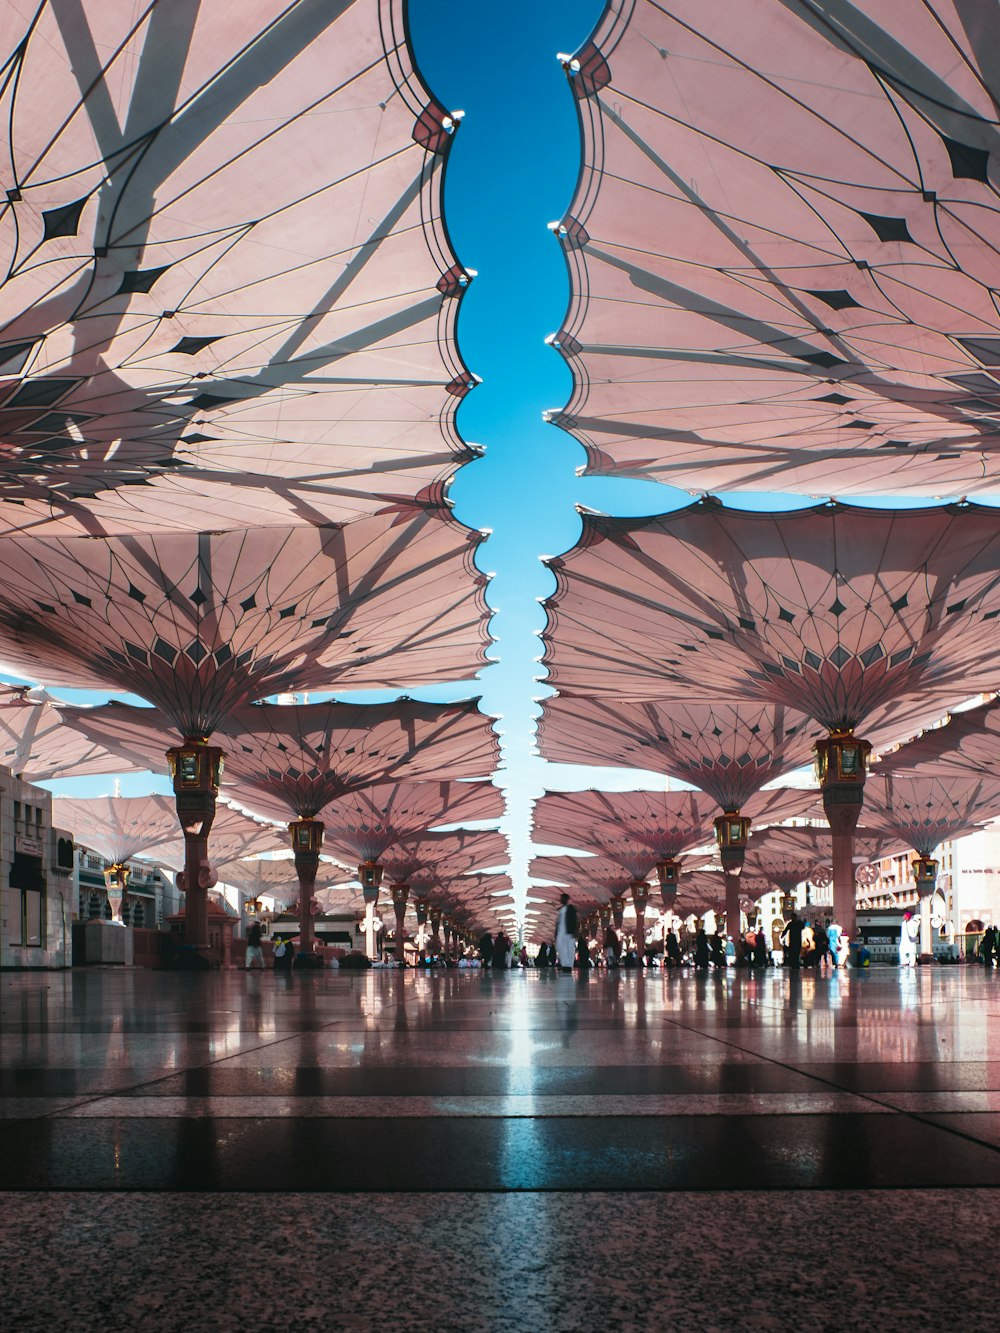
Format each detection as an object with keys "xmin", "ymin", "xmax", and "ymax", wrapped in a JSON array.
[
  {"xmin": 899, "ymin": 910, "xmax": 920, "ymax": 967},
  {"xmin": 827, "ymin": 919, "xmax": 842, "ymax": 968},
  {"xmin": 245, "ymin": 919, "xmax": 265, "ymax": 970},
  {"xmin": 493, "ymin": 930, "xmax": 508, "ymax": 969},
  {"xmin": 603, "ymin": 924, "xmax": 621, "ymax": 968},
  {"xmin": 780, "ymin": 911, "xmax": 804, "ymax": 969},
  {"xmin": 479, "ymin": 930, "xmax": 494, "ymax": 968},
  {"xmin": 555, "ymin": 893, "xmax": 578, "ymax": 972}
]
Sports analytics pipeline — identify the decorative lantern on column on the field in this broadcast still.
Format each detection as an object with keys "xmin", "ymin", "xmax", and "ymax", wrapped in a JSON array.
[
  {"xmin": 415, "ymin": 895, "xmax": 429, "ymax": 925},
  {"xmin": 656, "ymin": 857, "xmax": 681, "ymax": 909},
  {"xmin": 103, "ymin": 863, "xmax": 130, "ymax": 924},
  {"xmin": 815, "ymin": 731, "xmax": 872, "ymax": 818},
  {"xmin": 167, "ymin": 741, "xmax": 224, "ymax": 809},
  {"xmin": 610, "ymin": 895, "xmax": 625, "ymax": 930},
  {"xmin": 358, "ymin": 859, "xmax": 384, "ymax": 904},
  {"xmin": 714, "ymin": 813, "xmax": 751, "ymax": 871},
  {"xmin": 599, "ymin": 904, "xmax": 611, "ymax": 929},
  {"xmin": 290, "ymin": 819, "xmax": 324, "ymax": 856},
  {"xmin": 912, "ymin": 856, "xmax": 938, "ymax": 897}
]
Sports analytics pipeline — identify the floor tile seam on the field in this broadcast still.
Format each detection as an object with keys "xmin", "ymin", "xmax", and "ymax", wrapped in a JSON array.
[
  {"xmin": 657, "ymin": 1013, "xmax": 1000, "ymax": 1158},
  {"xmin": 3, "ymin": 1181, "xmax": 1000, "ymax": 1196},
  {"xmin": 0, "ymin": 1019, "xmax": 356, "ymax": 1124}
]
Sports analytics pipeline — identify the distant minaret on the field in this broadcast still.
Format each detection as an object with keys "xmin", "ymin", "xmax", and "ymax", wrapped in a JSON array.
[{"xmin": 113, "ymin": 777, "xmax": 122, "ymax": 799}]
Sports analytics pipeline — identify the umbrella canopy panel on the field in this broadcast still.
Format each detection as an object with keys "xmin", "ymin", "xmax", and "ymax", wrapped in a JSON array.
[
  {"xmin": 0, "ymin": 685, "xmax": 143, "ymax": 782},
  {"xmin": 0, "ymin": 0, "xmax": 475, "ymax": 535},
  {"xmin": 0, "ymin": 507, "xmax": 490, "ymax": 735},
  {"xmin": 319, "ymin": 778, "xmax": 504, "ymax": 862},
  {"xmin": 861, "ymin": 772, "xmax": 1000, "ymax": 858},
  {"xmin": 553, "ymin": 0, "xmax": 1000, "ymax": 497},
  {"xmin": 53, "ymin": 793, "xmax": 192, "ymax": 865},
  {"xmin": 543, "ymin": 502, "xmax": 1000, "ymax": 731}
]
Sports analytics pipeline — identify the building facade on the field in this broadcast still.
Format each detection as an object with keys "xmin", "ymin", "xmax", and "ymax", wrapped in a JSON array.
[{"xmin": 0, "ymin": 765, "xmax": 75, "ymax": 969}]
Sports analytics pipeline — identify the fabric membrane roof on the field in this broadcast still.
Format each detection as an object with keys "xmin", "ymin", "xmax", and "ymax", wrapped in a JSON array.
[
  {"xmin": 0, "ymin": 0, "xmax": 475, "ymax": 536},
  {"xmin": 373, "ymin": 828, "xmax": 509, "ymax": 886},
  {"xmin": 537, "ymin": 697, "xmax": 818, "ymax": 809},
  {"xmin": 875, "ymin": 695, "xmax": 1000, "ymax": 775},
  {"xmin": 553, "ymin": 0, "xmax": 1000, "ymax": 497},
  {"xmin": 0, "ymin": 684, "xmax": 142, "ymax": 781},
  {"xmin": 53, "ymin": 793, "xmax": 192, "ymax": 864},
  {"xmin": 60, "ymin": 697, "xmax": 499, "ymax": 821},
  {"xmin": 0, "ymin": 505, "xmax": 490, "ymax": 735},
  {"xmin": 318, "ymin": 778, "xmax": 503, "ymax": 863},
  {"xmin": 132, "ymin": 799, "xmax": 286, "ymax": 871},
  {"xmin": 215, "ymin": 857, "xmax": 302, "ymax": 905},
  {"xmin": 743, "ymin": 824, "xmax": 905, "ymax": 893},
  {"xmin": 532, "ymin": 786, "xmax": 815, "ymax": 878},
  {"xmin": 543, "ymin": 501, "xmax": 1000, "ymax": 732},
  {"xmin": 860, "ymin": 772, "xmax": 1000, "ymax": 858}
]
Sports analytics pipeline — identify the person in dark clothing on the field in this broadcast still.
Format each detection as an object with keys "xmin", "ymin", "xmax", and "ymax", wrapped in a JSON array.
[
  {"xmin": 709, "ymin": 933, "xmax": 725, "ymax": 968},
  {"xmin": 493, "ymin": 931, "xmax": 508, "ymax": 969},
  {"xmin": 272, "ymin": 936, "xmax": 294, "ymax": 972},
  {"xmin": 693, "ymin": 927, "xmax": 710, "ymax": 970},
  {"xmin": 753, "ymin": 928, "xmax": 768, "ymax": 968},
  {"xmin": 665, "ymin": 930, "xmax": 683, "ymax": 968},
  {"xmin": 780, "ymin": 912, "xmax": 804, "ymax": 968},
  {"xmin": 479, "ymin": 930, "xmax": 494, "ymax": 968}
]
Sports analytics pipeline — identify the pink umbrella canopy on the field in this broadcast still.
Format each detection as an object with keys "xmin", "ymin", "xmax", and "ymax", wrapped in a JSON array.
[
  {"xmin": 0, "ymin": 505, "xmax": 490, "ymax": 736},
  {"xmin": 375, "ymin": 828, "xmax": 510, "ymax": 886},
  {"xmin": 552, "ymin": 0, "xmax": 1000, "ymax": 498},
  {"xmin": 0, "ymin": 685, "xmax": 143, "ymax": 782},
  {"xmin": 215, "ymin": 858, "xmax": 303, "ymax": 908},
  {"xmin": 744, "ymin": 824, "xmax": 905, "ymax": 895},
  {"xmin": 0, "ymin": 0, "xmax": 476, "ymax": 536},
  {"xmin": 875, "ymin": 696, "xmax": 1000, "ymax": 775},
  {"xmin": 52, "ymin": 793, "xmax": 195, "ymax": 865},
  {"xmin": 543, "ymin": 502, "xmax": 1000, "ymax": 732},
  {"xmin": 529, "ymin": 852, "xmax": 640, "ymax": 898},
  {"xmin": 148, "ymin": 800, "xmax": 286, "ymax": 871},
  {"xmin": 537, "ymin": 697, "xmax": 817, "ymax": 810},
  {"xmin": 860, "ymin": 772, "xmax": 1000, "ymax": 859},
  {"xmin": 318, "ymin": 779, "xmax": 504, "ymax": 862},
  {"xmin": 532, "ymin": 786, "xmax": 816, "ymax": 878},
  {"xmin": 59, "ymin": 697, "xmax": 499, "ymax": 820}
]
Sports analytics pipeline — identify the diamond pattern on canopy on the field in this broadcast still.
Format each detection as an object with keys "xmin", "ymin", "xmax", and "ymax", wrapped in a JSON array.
[
  {"xmin": 215, "ymin": 858, "xmax": 302, "ymax": 910},
  {"xmin": 59, "ymin": 697, "xmax": 499, "ymax": 821},
  {"xmin": 537, "ymin": 698, "xmax": 817, "ymax": 809},
  {"xmin": 317, "ymin": 779, "xmax": 504, "ymax": 863},
  {"xmin": 861, "ymin": 773, "xmax": 1000, "ymax": 859},
  {"xmin": 375, "ymin": 829, "xmax": 510, "ymax": 886},
  {"xmin": 135, "ymin": 800, "xmax": 285, "ymax": 871},
  {"xmin": 543, "ymin": 502, "xmax": 1000, "ymax": 730},
  {"xmin": 531, "ymin": 786, "xmax": 814, "ymax": 879},
  {"xmin": 0, "ymin": 685, "xmax": 143, "ymax": 781},
  {"xmin": 0, "ymin": 0, "xmax": 476, "ymax": 536},
  {"xmin": 0, "ymin": 506, "xmax": 490, "ymax": 736},
  {"xmin": 552, "ymin": 0, "xmax": 1000, "ymax": 497}
]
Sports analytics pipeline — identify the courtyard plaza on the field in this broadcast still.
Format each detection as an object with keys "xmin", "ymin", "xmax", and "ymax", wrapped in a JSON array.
[{"xmin": 1, "ymin": 964, "xmax": 999, "ymax": 1331}]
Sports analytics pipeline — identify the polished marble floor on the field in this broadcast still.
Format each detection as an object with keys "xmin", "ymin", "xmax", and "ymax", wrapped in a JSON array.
[{"xmin": 2, "ymin": 965, "xmax": 999, "ymax": 1330}]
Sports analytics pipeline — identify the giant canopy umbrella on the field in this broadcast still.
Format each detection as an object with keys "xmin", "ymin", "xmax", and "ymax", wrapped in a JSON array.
[
  {"xmin": 0, "ymin": 686, "xmax": 143, "ymax": 782},
  {"xmin": 743, "ymin": 824, "xmax": 906, "ymax": 920},
  {"xmin": 876, "ymin": 696, "xmax": 1000, "ymax": 776},
  {"xmin": 538, "ymin": 696, "xmax": 825, "ymax": 934},
  {"xmin": 551, "ymin": 0, "xmax": 1000, "ymax": 498},
  {"xmin": 318, "ymin": 781, "xmax": 503, "ymax": 958},
  {"xmin": 138, "ymin": 800, "xmax": 286, "ymax": 873},
  {"xmin": 375, "ymin": 828, "xmax": 509, "ymax": 955},
  {"xmin": 861, "ymin": 771, "xmax": 1000, "ymax": 954},
  {"xmin": 61, "ymin": 697, "xmax": 498, "ymax": 954},
  {"xmin": 543, "ymin": 501, "xmax": 1000, "ymax": 934},
  {"xmin": 0, "ymin": 506, "xmax": 490, "ymax": 949},
  {"xmin": 215, "ymin": 858, "xmax": 303, "ymax": 924},
  {"xmin": 532, "ymin": 785, "xmax": 813, "ymax": 938},
  {"xmin": 529, "ymin": 852, "xmax": 637, "ymax": 929},
  {"xmin": 0, "ymin": 0, "xmax": 476, "ymax": 537}
]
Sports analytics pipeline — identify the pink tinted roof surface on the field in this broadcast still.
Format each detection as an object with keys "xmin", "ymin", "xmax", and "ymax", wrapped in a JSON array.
[
  {"xmin": 0, "ymin": 505, "xmax": 490, "ymax": 735},
  {"xmin": 140, "ymin": 800, "xmax": 286, "ymax": 871},
  {"xmin": 52, "ymin": 794, "xmax": 192, "ymax": 865},
  {"xmin": 553, "ymin": 0, "xmax": 1000, "ymax": 497},
  {"xmin": 875, "ymin": 696, "xmax": 1000, "ymax": 775},
  {"xmin": 60, "ymin": 697, "xmax": 499, "ymax": 822},
  {"xmin": 0, "ymin": 0, "xmax": 476, "ymax": 537},
  {"xmin": 861, "ymin": 772, "xmax": 1000, "ymax": 857},
  {"xmin": 529, "ymin": 853, "xmax": 641, "ymax": 895},
  {"xmin": 744, "ymin": 824, "xmax": 906, "ymax": 891},
  {"xmin": 318, "ymin": 779, "xmax": 503, "ymax": 862},
  {"xmin": 543, "ymin": 502, "xmax": 1000, "ymax": 731},
  {"xmin": 372, "ymin": 828, "xmax": 509, "ymax": 886},
  {"xmin": 531, "ymin": 786, "xmax": 815, "ymax": 878},
  {"xmin": 215, "ymin": 858, "xmax": 302, "ymax": 901},
  {"xmin": 0, "ymin": 685, "xmax": 143, "ymax": 782},
  {"xmin": 537, "ymin": 698, "xmax": 817, "ymax": 809}
]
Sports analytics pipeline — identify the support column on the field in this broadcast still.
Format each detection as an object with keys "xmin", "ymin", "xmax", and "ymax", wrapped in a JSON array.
[
  {"xmin": 391, "ymin": 882, "xmax": 410, "ymax": 962},
  {"xmin": 913, "ymin": 857, "xmax": 938, "ymax": 960},
  {"xmin": 290, "ymin": 819, "xmax": 325, "ymax": 955},
  {"xmin": 715, "ymin": 813, "xmax": 751, "ymax": 943},
  {"xmin": 816, "ymin": 731, "xmax": 871, "ymax": 945},
  {"xmin": 358, "ymin": 859, "xmax": 383, "ymax": 961},
  {"xmin": 168, "ymin": 740, "xmax": 224, "ymax": 952},
  {"xmin": 631, "ymin": 881, "xmax": 650, "ymax": 954},
  {"xmin": 430, "ymin": 909, "xmax": 442, "ymax": 957},
  {"xmin": 610, "ymin": 895, "xmax": 625, "ymax": 931}
]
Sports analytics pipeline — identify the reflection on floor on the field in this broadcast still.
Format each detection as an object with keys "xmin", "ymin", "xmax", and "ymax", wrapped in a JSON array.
[{"xmin": 2, "ymin": 966, "xmax": 998, "ymax": 1330}]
